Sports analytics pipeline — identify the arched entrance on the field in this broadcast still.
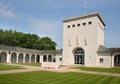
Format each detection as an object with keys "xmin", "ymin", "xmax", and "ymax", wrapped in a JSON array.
[
  {"xmin": 31, "ymin": 54, "xmax": 35, "ymax": 62},
  {"xmin": 0, "ymin": 52, "xmax": 7, "ymax": 63},
  {"xmin": 11, "ymin": 53, "xmax": 17, "ymax": 63},
  {"xmin": 48, "ymin": 55, "xmax": 52, "ymax": 62},
  {"xmin": 18, "ymin": 53, "xmax": 23, "ymax": 63},
  {"xmin": 43, "ymin": 55, "xmax": 47, "ymax": 62},
  {"xmin": 114, "ymin": 54, "xmax": 120, "ymax": 66},
  {"xmin": 36, "ymin": 55, "xmax": 40, "ymax": 62},
  {"xmin": 74, "ymin": 48, "xmax": 84, "ymax": 65},
  {"xmin": 25, "ymin": 54, "xmax": 29, "ymax": 63}
]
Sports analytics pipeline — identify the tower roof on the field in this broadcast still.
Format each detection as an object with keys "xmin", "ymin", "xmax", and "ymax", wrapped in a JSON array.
[{"xmin": 63, "ymin": 12, "xmax": 105, "ymax": 26}]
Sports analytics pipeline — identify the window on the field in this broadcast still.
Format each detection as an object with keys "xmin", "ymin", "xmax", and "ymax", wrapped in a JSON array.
[
  {"xmin": 77, "ymin": 24, "xmax": 80, "ymax": 27},
  {"xmin": 88, "ymin": 21, "xmax": 92, "ymax": 25},
  {"xmin": 67, "ymin": 25, "xmax": 70, "ymax": 28},
  {"xmin": 100, "ymin": 58, "xmax": 103, "ymax": 63},
  {"xmin": 83, "ymin": 23, "xmax": 86, "ymax": 26},
  {"xmin": 72, "ymin": 24, "xmax": 75, "ymax": 27}
]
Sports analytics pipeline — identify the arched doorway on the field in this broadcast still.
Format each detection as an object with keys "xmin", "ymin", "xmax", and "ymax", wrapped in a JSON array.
[
  {"xmin": 25, "ymin": 54, "xmax": 29, "ymax": 63},
  {"xmin": 0, "ymin": 52, "xmax": 7, "ymax": 63},
  {"xmin": 11, "ymin": 53, "xmax": 17, "ymax": 63},
  {"xmin": 18, "ymin": 53, "xmax": 23, "ymax": 63},
  {"xmin": 114, "ymin": 54, "xmax": 120, "ymax": 66},
  {"xmin": 43, "ymin": 55, "xmax": 47, "ymax": 62},
  {"xmin": 36, "ymin": 55, "xmax": 40, "ymax": 62},
  {"xmin": 31, "ymin": 54, "xmax": 35, "ymax": 62},
  {"xmin": 48, "ymin": 55, "xmax": 52, "ymax": 62},
  {"xmin": 74, "ymin": 48, "xmax": 84, "ymax": 65}
]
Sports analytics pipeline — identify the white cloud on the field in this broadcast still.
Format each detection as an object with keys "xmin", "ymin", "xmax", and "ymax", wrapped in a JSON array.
[{"xmin": 0, "ymin": 2, "xmax": 16, "ymax": 18}]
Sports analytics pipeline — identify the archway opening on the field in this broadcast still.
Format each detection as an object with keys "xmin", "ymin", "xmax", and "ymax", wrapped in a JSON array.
[
  {"xmin": 74, "ymin": 48, "xmax": 84, "ymax": 65},
  {"xmin": 0, "ymin": 52, "xmax": 7, "ymax": 63},
  {"xmin": 43, "ymin": 55, "xmax": 47, "ymax": 62},
  {"xmin": 48, "ymin": 55, "xmax": 52, "ymax": 62},
  {"xmin": 31, "ymin": 54, "xmax": 35, "ymax": 62},
  {"xmin": 18, "ymin": 53, "xmax": 23, "ymax": 63},
  {"xmin": 11, "ymin": 53, "xmax": 17, "ymax": 63},
  {"xmin": 114, "ymin": 54, "xmax": 120, "ymax": 67},
  {"xmin": 25, "ymin": 54, "xmax": 29, "ymax": 63},
  {"xmin": 36, "ymin": 55, "xmax": 40, "ymax": 62}
]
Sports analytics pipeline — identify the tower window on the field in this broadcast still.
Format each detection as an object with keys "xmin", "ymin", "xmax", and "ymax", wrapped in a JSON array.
[
  {"xmin": 72, "ymin": 24, "xmax": 75, "ymax": 27},
  {"xmin": 88, "ymin": 21, "xmax": 92, "ymax": 25},
  {"xmin": 83, "ymin": 23, "xmax": 86, "ymax": 26},
  {"xmin": 67, "ymin": 25, "xmax": 70, "ymax": 28},
  {"xmin": 77, "ymin": 24, "xmax": 80, "ymax": 27}
]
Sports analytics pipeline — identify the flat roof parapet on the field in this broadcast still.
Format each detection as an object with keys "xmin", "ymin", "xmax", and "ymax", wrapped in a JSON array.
[{"xmin": 63, "ymin": 12, "xmax": 105, "ymax": 26}]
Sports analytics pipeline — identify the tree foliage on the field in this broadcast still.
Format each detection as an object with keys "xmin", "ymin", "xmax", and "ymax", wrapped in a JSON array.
[{"xmin": 0, "ymin": 29, "xmax": 57, "ymax": 50}]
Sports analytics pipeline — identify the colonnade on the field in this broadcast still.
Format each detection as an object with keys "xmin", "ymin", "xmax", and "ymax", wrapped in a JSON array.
[{"xmin": 0, "ymin": 51, "xmax": 56, "ymax": 63}]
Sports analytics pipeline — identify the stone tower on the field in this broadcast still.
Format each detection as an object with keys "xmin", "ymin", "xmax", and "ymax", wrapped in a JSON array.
[{"xmin": 62, "ymin": 13, "xmax": 105, "ymax": 67}]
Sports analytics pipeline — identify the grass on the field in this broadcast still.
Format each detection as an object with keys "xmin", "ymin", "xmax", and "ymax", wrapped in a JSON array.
[
  {"xmin": 0, "ymin": 71, "xmax": 120, "ymax": 84},
  {"xmin": 0, "ymin": 63, "xmax": 23, "ymax": 71},
  {"xmin": 75, "ymin": 66, "xmax": 120, "ymax": 74},
  {"xmin": 16, "ymin": 63, "xmax": 41, "ymax": 66}
]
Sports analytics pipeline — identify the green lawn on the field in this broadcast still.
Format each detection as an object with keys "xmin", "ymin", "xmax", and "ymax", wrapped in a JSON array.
[
  {"xmin": 75, "ymin": 66, "xmax": 120, "ymax": 74},
  {"xmin": 0, "ymin": 63, "xmax": 23, "ymax": 71},
  {"xmin": 16, "ymin": 63, "xmax": 41, "ymax": 66},
  {"xmin": 0, "ymin": 71, "xmax": 120, "ymax": 84}
]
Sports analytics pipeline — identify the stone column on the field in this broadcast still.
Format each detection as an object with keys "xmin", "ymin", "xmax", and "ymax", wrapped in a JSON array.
[
  {"xmin": 7, "ymin": 51, "xmax": 11, "ymax": 63},
  {"xmin": 29, "ymin": 54, "xmax": 31, "ymax": 63},
  {"xmin": 47, "ymin": 55, "xmax": 48, "ymax": 62},
  {"xmin": 112, "ymin": 54, "xmax": 115, "ymax": 67},
  {"xmin": 34, "ymin": 55, "xmax": 37, "ymax": 63},
  {"xmin": 16, "ymin": 53, "xmax": 19, "ymax": 63},
  {"xmin": 40, "ymin": 54, "xmax": 43, "ymax": 63},
  {"xmin": 23, "ymin": 54, "xmax": 25, "ymax": 63}
]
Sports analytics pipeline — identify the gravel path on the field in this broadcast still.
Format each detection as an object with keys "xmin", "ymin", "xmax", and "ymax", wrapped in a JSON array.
[{"xmin": 0, "ymin": 64, "xmax": 120, "ymax": 77}]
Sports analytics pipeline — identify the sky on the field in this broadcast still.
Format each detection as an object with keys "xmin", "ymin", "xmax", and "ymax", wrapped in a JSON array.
[{"xmin": 0, "ymin": 0, "xmax": 120, "ymax": 49}]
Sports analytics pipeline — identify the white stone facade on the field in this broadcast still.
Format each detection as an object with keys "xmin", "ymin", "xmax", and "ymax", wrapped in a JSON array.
[{"xmin": 62, "ymin": 13, "xmax": 120, "ymax": 67}]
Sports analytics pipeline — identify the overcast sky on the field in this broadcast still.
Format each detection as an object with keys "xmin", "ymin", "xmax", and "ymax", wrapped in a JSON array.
[{"xmin": 0, "ymin": 0, "xmax": 120, "ymax": 49}]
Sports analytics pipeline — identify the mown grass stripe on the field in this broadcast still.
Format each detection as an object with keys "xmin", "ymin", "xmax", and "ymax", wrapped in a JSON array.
[{"xmin": 0, "ymin": 71, "xmax": 120, "ymax": 84}]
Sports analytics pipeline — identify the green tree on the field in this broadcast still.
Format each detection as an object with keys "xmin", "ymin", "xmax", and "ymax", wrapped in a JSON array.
[{"xmin": 0, "ymin": 29, "xmax": 57, "ymax": 50}]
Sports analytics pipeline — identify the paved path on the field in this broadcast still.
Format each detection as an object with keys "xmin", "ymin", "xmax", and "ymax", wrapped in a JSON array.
[{"xmin": 0, "ymin": 64, "xmax": 120, "ymax": 77}]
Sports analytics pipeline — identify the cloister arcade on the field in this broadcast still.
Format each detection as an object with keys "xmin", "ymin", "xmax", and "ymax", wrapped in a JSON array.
[{"xmin": 0, "ymin": 45, "xmax": 62, "ymax": 64}]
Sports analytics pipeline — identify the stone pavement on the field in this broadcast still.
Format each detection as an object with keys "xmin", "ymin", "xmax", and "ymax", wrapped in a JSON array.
[{"xmin": 0, "ymin": 64, "xmax": 120, "ymax": 77}]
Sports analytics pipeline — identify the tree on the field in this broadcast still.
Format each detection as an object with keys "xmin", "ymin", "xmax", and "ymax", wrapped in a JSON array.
[{"xmin": 0, "ymin": 29, "xmax": 57, "ymax": 50}]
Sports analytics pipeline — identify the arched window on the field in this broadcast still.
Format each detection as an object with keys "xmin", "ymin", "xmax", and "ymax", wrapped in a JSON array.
[{"xmin": 74, "ymin": 48, "xmax": 84, "ymax": 65}]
